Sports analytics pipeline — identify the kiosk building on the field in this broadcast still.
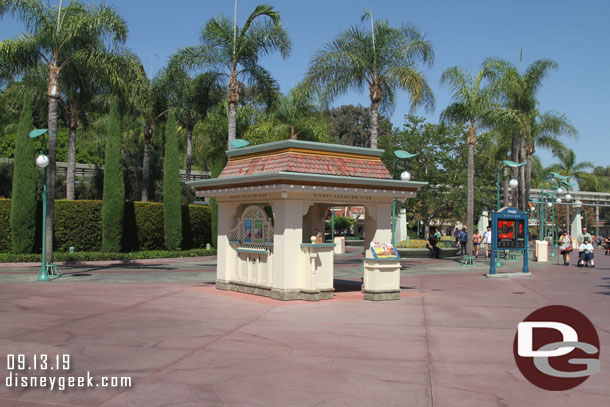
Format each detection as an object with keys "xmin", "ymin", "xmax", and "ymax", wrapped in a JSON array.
[{"xmin": 188, "ymin": 140, "xmax": 425, "ymax": 301}]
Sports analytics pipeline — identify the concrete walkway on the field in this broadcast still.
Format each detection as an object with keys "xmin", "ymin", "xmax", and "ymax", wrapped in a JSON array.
[{"xmin": 0, "ymin": 249, "xmax": 609, "ymax": 406}]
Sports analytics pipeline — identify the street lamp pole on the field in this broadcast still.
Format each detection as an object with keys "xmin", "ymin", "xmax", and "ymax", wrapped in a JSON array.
[
  {"xmin": 29, "ymin": 129, "xmax": 60, "ymax": 281},
  {"xmin": 496, "ymin": 160, "xmax": 525, "ymax": 211},
  {"xmin": 391, "ymin": 150, "xmax": 417, "ymax": 246}
]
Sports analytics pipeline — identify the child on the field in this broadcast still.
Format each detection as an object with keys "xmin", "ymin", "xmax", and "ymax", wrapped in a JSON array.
[
  {"xmin": 472, "ymin": 229, "xmax": 482, "ymax": 258},
  {"xmin": 559, "ymin": 230, "xmax": 573, "ymax": 266}
]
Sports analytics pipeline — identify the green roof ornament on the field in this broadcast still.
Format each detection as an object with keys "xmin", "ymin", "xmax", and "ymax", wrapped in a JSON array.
[{"xmin": 230, "ymin": 139, "xmax": 250, "ymax": 149}]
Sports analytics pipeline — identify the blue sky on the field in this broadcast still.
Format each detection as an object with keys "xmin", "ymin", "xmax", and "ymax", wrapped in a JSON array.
[{"xmin": 1, "ymin": 0, "xmax": 608, "ymax": 168}]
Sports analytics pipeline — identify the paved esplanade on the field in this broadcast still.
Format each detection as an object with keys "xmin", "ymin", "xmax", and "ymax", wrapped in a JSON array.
[{"xmin": 0, "ymin": 249, "xmax": 608, "ymax": 406}]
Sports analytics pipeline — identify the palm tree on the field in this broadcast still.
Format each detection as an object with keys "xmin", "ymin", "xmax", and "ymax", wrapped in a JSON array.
[
  {"xmin": 0, "ymin": 0, "xmax": 127, "ymax": 260},
  {"xmin": 305, "ymin": 15, "xmax": 434, "ymax": 148},
  {"xmin": 244, "ymin": 85, "xmax": 329, "ymax": 144},
  {"xmin": 440, "ymin": 63, "xmax": 497, "ymax": 257},
  {"xmin": 523, "ymin": 111, "xmax": 577, "ymax": 206},
  {"xmin": 161, "ymin": 64, "xmax": 224, "ymax": 180},
  {"xmin": 174, "ymin": 4, "xmax": 291, "ymax": 150},
  {"xmin": 486, "ymin": 56, "xmax": 558, "ymax": 209},
  {"xmin": 546, "ymin": 147, "xmax": 594, "ymax": 185},
  {"xmin": 61, "ymin": 49, "xmax": 136, "ymax": 200}
]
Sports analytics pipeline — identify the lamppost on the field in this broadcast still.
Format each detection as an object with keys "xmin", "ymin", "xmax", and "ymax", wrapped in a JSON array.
[
  {"xmin": 29, "ymin": 129, "xmax": 60, "ymax": 281},
  {"xmin": 391, "ymin": 150, "xmax": 417, "ymax": 246},
  {"xmin": 496, "ymin": 160, "xmax": 525, "ymax": 210},
  {"xmin": 540, "ymin": 172, "xmax": 573, "ymax": 256}
]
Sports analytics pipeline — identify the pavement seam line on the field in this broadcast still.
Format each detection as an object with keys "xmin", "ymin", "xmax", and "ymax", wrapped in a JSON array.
[
  {"xmin": 421, "ymin": 276, "xmax": 435, "ymax": 407},
  {"xmin": 97, "ymin": 303, "xmax": 275, "ymax": 407}
]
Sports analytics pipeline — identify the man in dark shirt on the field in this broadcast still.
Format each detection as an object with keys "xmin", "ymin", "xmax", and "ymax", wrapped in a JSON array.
[{"xmin": 428, "ymin": 229, "xmax": 440, "ymax": 259}]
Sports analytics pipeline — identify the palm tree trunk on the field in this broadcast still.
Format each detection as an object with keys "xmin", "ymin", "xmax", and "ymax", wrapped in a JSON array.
[
  {"xmin": 141, "ymin": 123, "xmax": 153, "ymax": 202},
  {"xmin": 511, "ymin": 131, "xmax": 519, "ymax": 208},
  {"xmin": 525, "ymin": 147, "xmax": 533, "ymax": 212},
  {"xmin": 66, "ymin": 113, "xmax": 78, "ymax": 200},
  {"xmin": 503, "ymin": 167, "xmax": 509, "ymax": 207},
  {"xmin": 520, "ymin": 142, "xmax": 526, "ymax": 210},
  {"xmin": 185, "ymin": 127, "xmax": 193, "ymax": 181},
  {"xmin": 466, "ymin": 124, "xmax": 476, "ymax": 257},
  {"xmin": 370, "ymin": 101, "xmax": 379, "ymax": 149},
  {"xmin": 467, "ymin": 143, "xmax": 475, "ymax": 257},
  {"xmin": 227, "ymin": 70, "xmax": 239, "ymax": 150},
  {"xmin": 228, "ymin": 102, "xmax": 237, "ymax": 150},
  {"xmin": 46, "ymin": 67, "xmax": 61, "ymax": 263}
]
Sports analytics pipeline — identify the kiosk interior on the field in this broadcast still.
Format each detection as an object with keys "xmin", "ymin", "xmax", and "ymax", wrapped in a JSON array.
[{"xmin": 188, "ymin": 140, "xmax": 425, "ymax": 301}]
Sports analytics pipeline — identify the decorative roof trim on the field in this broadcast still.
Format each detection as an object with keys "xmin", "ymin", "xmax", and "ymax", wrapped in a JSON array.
[{"xmin": 227, "ymin": 140, "xmax": 383, "ymax": 159}]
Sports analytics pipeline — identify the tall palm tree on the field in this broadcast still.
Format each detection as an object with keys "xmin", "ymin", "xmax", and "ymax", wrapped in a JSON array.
[
  {"xmin": 306, "ymin": 16, "xmax": 434, "ymax": 149},
  {"xmin": 441, "ymin": 63, "xmax": 497, "ymax": 257},
  {"xmin": 61, "ymin": 49, "xmax": 136, "ymax": 200},
  {"xmin": 0, "ymin": 0, "xmax": 127, "ymax": 260},
  {"xmin": 486, "ymin": 56, "xmax": 558, "ymax": 209},
  {"xmin": 161, "ymin": 64, "xmax": 224, "ymax": 180},
  {"xmin": 174, "ymin": 4, "xmax": 291, "ymax": 150},
  {"xmin": 546, "ymin": 147, "xmax": 594, "ymax": 186}
]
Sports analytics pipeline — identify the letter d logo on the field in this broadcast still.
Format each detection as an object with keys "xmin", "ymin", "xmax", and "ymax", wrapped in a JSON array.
[{"xmin": 517, "ymin": 322, "xmax": 577, "ymax": 357}]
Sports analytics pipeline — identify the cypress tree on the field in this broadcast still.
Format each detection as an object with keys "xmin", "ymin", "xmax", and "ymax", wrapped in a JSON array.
[
  {"xmin": 101, "ymin": 99, "xmax": 125, "ymax": 252},
  {"xmin": 10, "ymin": 92, "xmax": 37, "ymax": 254},
  {"xmin": 163, "ymin": 110, "xmax": 182, "ymax": 250}
]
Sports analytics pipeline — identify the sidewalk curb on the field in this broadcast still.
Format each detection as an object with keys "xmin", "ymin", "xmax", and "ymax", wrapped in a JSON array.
[{"xmin": 0, "ymin": 256, "xmax": 217, "ymax": 269}]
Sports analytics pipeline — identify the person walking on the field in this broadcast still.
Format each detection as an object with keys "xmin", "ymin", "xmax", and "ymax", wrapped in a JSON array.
[
  {"xmin": 453, "ymin": 227, "xmax": 461, "ymax": 248},
  {"xmin": 578, "ymin": 227, "xmax": 592, "ymax": 247},
  {"xmin": 472, "ymin": 229, "xmax": 482, "ymax": 258},
  {"xmin": 459, "ymin": 227, "xmax": 468, "ymax": 256},
  {"xmin": 427, "ymin": 228, "xmax": 441, "ymax": 259},
  {"xmin": 483, "ymin": 225, "xmax": 493, "ymax": 259},
  {"xmin": 559, "ymin": 230, "xmax": 573, "ymax": 266}
]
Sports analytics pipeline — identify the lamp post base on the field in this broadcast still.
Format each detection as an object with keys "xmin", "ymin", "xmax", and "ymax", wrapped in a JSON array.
[{"xmin": 37, "ymin": 268, "xmax": 51, "ymax": 281}]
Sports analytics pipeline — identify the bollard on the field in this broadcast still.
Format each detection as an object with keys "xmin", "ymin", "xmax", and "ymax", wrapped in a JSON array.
[{"xmin": 69, "ymin": 247, "xmax": 75, "ymax": 254}]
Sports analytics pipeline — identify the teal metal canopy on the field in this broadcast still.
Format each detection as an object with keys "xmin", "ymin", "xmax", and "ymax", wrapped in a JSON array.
[
  {"xmin": 29, "ymin": 129, "xmax": 48, "ymax": 138},
  {"xmin": 502, "ymin": 160, "xmax": 526, "ymax": 168},
  {"xmin": 394, "ymin": 150, "xmax": 417, "ymax": 159}
]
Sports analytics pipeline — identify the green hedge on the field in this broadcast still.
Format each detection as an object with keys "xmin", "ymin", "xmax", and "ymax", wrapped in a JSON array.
[
  {"xmin": 0, "ymin": 248, "xmax": 216, "ymax": 263},
  {"xmin": 0, "ymin": 199, "xmax": 11, "ymax": 252},
  {"xmin": 0, "ymin": 199, "xmax": 211, "ymax": 253}
]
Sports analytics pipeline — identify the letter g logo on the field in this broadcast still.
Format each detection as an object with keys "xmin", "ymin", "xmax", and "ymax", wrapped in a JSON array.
[{"xmin": 513, "ymin": 305, "xmax": 600, "ymax": 391}]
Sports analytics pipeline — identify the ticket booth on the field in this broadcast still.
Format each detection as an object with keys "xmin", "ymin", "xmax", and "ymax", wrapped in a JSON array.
[{"xmin": 188, "ymin": 140, "xmax": 425, "ymax": 300}]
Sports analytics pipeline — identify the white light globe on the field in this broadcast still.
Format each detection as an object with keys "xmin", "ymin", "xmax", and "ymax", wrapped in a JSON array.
[
  {"xmin": 400, "ymin": 170, "xmax": 411, "ymax": 181},
  {"xmin": 547, "ymin": 202, "xmax": 553, "ymax": 208},
  {"xmin": 509, "ymin": 179, "xmax": 518, "ymax": 189},
  {"xmin": 556, "ymin": 187, "xmax": 564, "ymax": 194},
  {"xmin": 35, "ymin": 154, "xmax": 49, "ymax": 168},
  {"xmin": 556, "ymin": 198, "xmax": 562, "ymax": 203},
  {"xmin": 565, "ymin": 193, "xmax": 572, "ymax": 201},
  {"xmin": 530, "ymin": 206, "xmax": 536, "ymax": 212}
]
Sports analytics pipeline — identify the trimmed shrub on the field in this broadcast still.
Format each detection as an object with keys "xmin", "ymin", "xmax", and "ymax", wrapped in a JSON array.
[
  {"xmin": 163, "ymin": 111, "xmax": 182, "ymax": 250},
  {"xmin": 10, "ymin": 92, "xmax": 38, "ymax": 253},
  {"xmin": 101, "ymin": 99, "xmax": 125, "ymax": 252},
  {"xmin": 54, "ymin": 200, "xmax": 103, "ymax": 251},
  {"xmin": 0, "ymin": 248, "xmax": 216, "ymax": 263},
  {"xmin": 0, "ymin": 199, "xmax": 12, "ymax": 252},
  {"xmin": 0, "ymin": 199, "xmax": 211, "ymax": 254}
]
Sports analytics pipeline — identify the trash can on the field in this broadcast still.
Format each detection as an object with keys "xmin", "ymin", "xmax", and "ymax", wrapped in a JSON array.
[
  {"xmin": 333, "ymin": 236, "xmax": 345, "ymax": 254},
  {"xmin": 535, "ymin": 240, "xmax": 548, "ymax": 262}
]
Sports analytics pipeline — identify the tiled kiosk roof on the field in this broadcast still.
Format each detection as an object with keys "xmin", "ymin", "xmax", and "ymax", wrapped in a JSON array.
[{"xmin": 187, "ymin": 140, "xmax": 426, "ymax": 194}]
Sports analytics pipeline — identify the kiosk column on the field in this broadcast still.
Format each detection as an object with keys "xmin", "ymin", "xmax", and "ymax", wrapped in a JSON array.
[{"xmin": 271, "ymin": 200, "xmax": 304, "ymax": 300}]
